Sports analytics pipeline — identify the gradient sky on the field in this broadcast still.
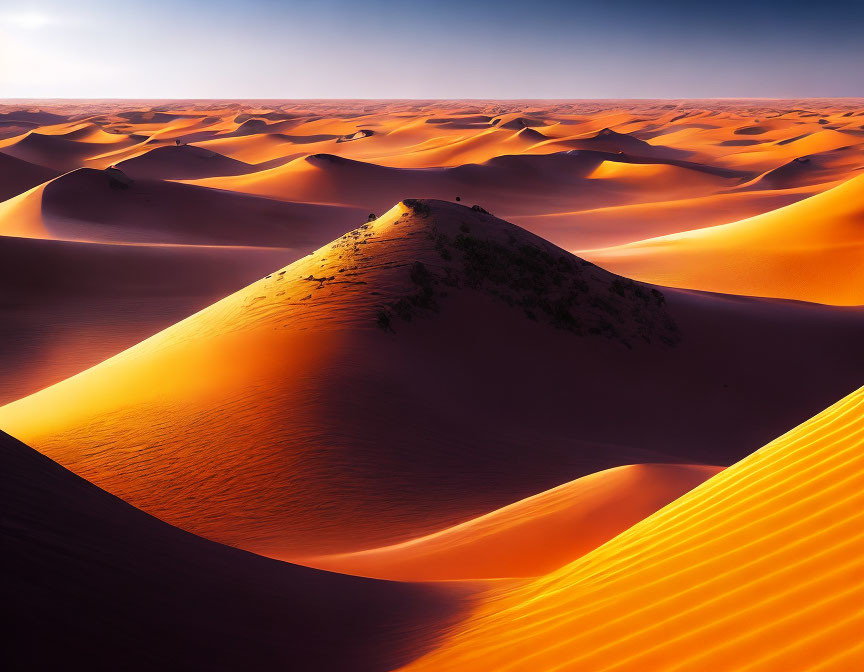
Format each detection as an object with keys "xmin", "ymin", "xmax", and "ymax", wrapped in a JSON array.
[{"xmin": 1, "ymin": 0, "xmax": 863, "ymax": 99}]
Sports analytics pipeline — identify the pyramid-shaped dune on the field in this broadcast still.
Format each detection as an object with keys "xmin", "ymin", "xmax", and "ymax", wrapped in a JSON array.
[
  {"xmin": 583, "ymin": 172, "xmax": 864, "ymax": 305},
  {"xmin": 400, "ymin": 384, "xmax": 864, "ymax": 671},
  {"xmin": 2, "ymin": 200, "xmax": 861, "ymax": 560}
]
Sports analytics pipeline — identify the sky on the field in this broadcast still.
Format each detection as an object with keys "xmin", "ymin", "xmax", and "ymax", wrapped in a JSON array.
[{"xmin": 1, "ymin": 0, "xmax": 863, "ymax": 99}]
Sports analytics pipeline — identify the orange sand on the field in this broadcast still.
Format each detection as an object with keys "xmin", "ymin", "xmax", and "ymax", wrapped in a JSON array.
[
  {"xmin": 583, "ymin": 172, "xmax": 864, "ymax": 305},
  {"xmin": 299, "ymin": 464, "xmax": 722, "ymax": 581},
  {"xmin": 1, "ymin": 200, "xmax": 861, "ymax": 559},
  {"xmin": 400, "ymin": 384, "xmax": 864, "ymax": 671}
]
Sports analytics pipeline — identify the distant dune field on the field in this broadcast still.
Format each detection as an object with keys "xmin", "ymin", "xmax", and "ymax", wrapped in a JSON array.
[{"xmin": 2, "ymin": 99, "xmax": 862, "ymax": 672}]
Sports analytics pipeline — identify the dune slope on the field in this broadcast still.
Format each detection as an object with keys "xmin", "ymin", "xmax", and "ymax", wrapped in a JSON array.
[
  {"xmin": 584, "ymin": 172, "xmax": 864, "ymax": 305},
  {"xmin": 0, "ymin": 151, "xmax": 58, "ymax": 201},
  {"xmin": 0, "ymin": 430, "xmax": 464, "ymax": 672},
  {"xmin": 0, "ymin": 200, "xmax": 861, "ymax": 558},
  {"xmin": 115, "ymin": 143, "xmax": 260, "ymax": 180},
  {"xmin": 0, "ymin": 167, "xmax": 366, "ymax": 246},
  {"xmin": 0, "ymin": 234, "xmax": 289, "ymax": 404},
  {"xmin": 300, "ymin": 463, "xmax": 722, "ymax": 581},
  {"xmin": 400, "ymin": 384, "xmax": 864, "ymax": 672}
]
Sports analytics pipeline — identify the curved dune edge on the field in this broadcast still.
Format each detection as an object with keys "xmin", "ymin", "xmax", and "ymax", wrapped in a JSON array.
[
  {"xmin": 0, "ymin": 165, "xmax": 366, "ymax": 247},
  {"xmin": 297, "ymin": 463, "xmax": 722, "ymax": 581},
  {"xmin": 1, "ymin": 199, "xmax": 862, "ymax": 558},
  {"xmin": 1, "ymin": 429, "xmax": 469, "ymax": 671},
  {"xmin": 399, "ymin": 384, "xmax": 864, "ymax": 672},
  {"xmin": 581, "ymin": 172, "xmax": 864, "ymax": 306}
]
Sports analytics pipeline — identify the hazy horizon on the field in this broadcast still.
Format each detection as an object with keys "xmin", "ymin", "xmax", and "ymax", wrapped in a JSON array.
[{"xmin": 2, "ymin": 0, "xmax": 863, "ymax": 99}]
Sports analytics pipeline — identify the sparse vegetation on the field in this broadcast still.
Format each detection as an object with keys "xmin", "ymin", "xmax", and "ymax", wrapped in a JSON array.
[
  {"xmin": 377, "ymin": 212, "xmax": 680, "ymax": 348},
  {"xmin": 403, "ymin": 199, "xmax": 430, "ymax": 217}
]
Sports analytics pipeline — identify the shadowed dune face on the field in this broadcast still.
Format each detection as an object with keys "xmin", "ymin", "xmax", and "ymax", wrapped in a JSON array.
[
  {"xmin": 0, "ymin": 430, "xmax": 469, "ymax": 672},
  {"xmin": 0, "ymin": 167, "xmax": 367, "ymax": 246},
  {"xmin": 399, "ymin": 385, "xmax": 864, "ymax": 672},
  {"xmin": 1, "ymin": 201, "xmax": 861, "ymax": 560},
  {"xmin": 298, "ymin": 463, "xmax": 723, "ymax": 581},
  {"xmin": 114, "ymin": 143, "xmax": 259, "ymax": 179},
  {"xmin": 0, "ymin": 152, "xmax": 59, "ymax": 201},
  {"xmin": 0, "ymin": 235, "xmax": 291, "ymax": 404}
]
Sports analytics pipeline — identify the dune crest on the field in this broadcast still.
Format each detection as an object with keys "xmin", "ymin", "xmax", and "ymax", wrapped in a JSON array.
[
  {"xmin": 299, "ymin": 463, "xmax": 722, "ymax": 581},
  {"xmin": 401, "ymin": 384, "xmax": 864, "ymax": 671},
  {"xmin": 1, "ymin": 200, "xmax": 861, "ymax": 559},
  {"xmin": 583, "ymin": 172, "xmax": 864, "ymax": 305},
  {"xmin": 1, "ymin": 430, "xmax": 466, "ymax": 671}
]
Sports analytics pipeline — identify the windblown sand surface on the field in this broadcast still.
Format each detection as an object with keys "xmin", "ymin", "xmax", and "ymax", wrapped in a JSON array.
[
  {"xmin": 299, "ymin": 463, "xmax": 724, "ymax": 581},
  {"xmin": 2, "ymin": 200, "xmax": 861, "ymax": 559},
  {"xmin": 1, "ymin": 99, "xmax": 862, "ymax": 671},
  {"xmin": 399, "ymin": 385, "xmax": 864, "ymax": 672},
  {"xmin": 583, "ymin": 172, "xmax": 864, "ymax": 304},
  {"xmin": 1, "ymin": 430, "xmax": 467, "ymax": 671},
  {"xmin": 1, "ymin": 99, "xmax": 860, "ymax": 395}
]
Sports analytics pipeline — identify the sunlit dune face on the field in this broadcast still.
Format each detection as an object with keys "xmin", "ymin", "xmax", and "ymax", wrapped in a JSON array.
[
  {"xmin": 298, "ymin": 464, "xmax": 722, "ymax": 581},
  {"xmin": 582, "ymin": 172, "xmax": 864, "ymax": 305},
  {"xmin": 2, "ymin": 196, "xmax": 862, "ymax": 563},
  {"xmin": 400, "ymin": 386, "xmax": 864, "ymax": 672}
]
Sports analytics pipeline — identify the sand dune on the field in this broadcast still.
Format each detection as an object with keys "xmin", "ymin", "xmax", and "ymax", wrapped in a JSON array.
[
  {"xmin": 743, "ymin": 145, "xmax": 863, "ymax": 189},
  {"xmin": 0, "ymin": 233, "xmax": 289, "ymax": 404},
  {"xmin": 188, "ymin": 149, "xmax": 745, "ymax": 220},
  {"xmin": 300, "ymin": 463, "xmax": 722, "ymax": 581},
  {"xmin": 0, "ymin": 129, "xmax": 139, "ymax": 170},
  {"xmin": 2, "ymin": 98, "xmax": 864, "ymax": 672},
  {"xmin": 0, "ymin": 166, "xmax": 366, "ymax": 246},
  {"xmin": 0, "ymin": 100, "xmax": 850, "ymax": 252},
  {"xmin": 0, "ymin": 108, "xmax": 68, "ymax": 125},
  {"xmin": 400, "ymin": 384, "xmax": 864, "ymax": 672},
  {"xmin": 512, "ymin": 185, "xmax": 817, "ymax": 249},
  {"xmin": 115, "ymin": 143, "xmax": 260, "ymax": 179},
  {"xmin": 0, "ymin": 151, "xmax": 58, "ymax": 201},
  {"xmin": 584, "ymin": 172, "xmax": 864, "ymax": 305},
  {"xmin": 1, "ymin": 201, "xmax": 860, "ymax": 558},
  {"xmin": 565, "ymin": 127, "xmax": 691, "ymax": 160},
  {"xmin": 1, "ymin": 430, "xmax": 465, "ymax": 672}
]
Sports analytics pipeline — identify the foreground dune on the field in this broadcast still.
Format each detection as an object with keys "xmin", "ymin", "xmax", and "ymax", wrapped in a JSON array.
[
  {"xmin": 1, "ymin": 430, "xmax": 466, "ymax": 672},
  {"xmin": 299, "ymin": 463, "xmax": 722, "ymax": 581},
  {"xmin": 1, "ymin": 201, "xmax": 861, "ymax": 558},
  {"xmin": 584, "ymin": 172, "xmax": 864, "ymax": 305},
  {"xmin": 400, "ymin": 384, "xmax": 864, "ymax": 672}
]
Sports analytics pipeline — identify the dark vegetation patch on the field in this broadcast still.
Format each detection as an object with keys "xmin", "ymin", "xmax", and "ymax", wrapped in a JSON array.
[{"xmin": 377, "ymin": 214, "xmax": 680, "ymax": 348}]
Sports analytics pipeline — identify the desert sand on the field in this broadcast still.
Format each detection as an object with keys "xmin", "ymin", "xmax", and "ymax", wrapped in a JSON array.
[
  {"xmin": 583, "ymin": 172, "xmax": 864, "ymax": 304},
  {"xmin": 299, "ymin": 463, "xmax": 723, "ymax": 581},
  {"xmin": 399, "ymin": 384, "xmax": 864, "ymax": 672},
  {"xmin": 1, "ymin": 99, "xmax": 862, "ymax": 671},
  {"xmin": 1, "ymin": 200, "xmax": 861, "ymax": 560},
  {"xmin": 1, "ymin": 429, "xmax": 466, "ymax": 671}
]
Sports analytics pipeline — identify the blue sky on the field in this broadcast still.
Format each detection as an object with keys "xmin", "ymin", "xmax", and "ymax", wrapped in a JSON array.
[{"xmin": 1, "ymin": 0, "xmax": 862, "ymax": 98}]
